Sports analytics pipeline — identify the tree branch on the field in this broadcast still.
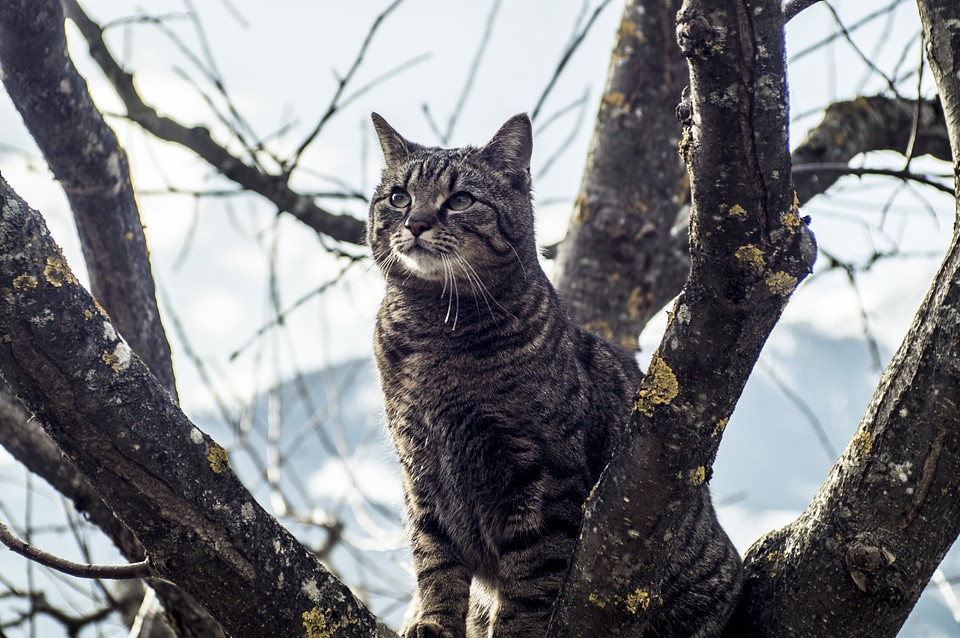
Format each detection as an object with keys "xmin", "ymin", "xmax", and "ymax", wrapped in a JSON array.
[
  {"xmin": 724, "ymin": 1, "xmax": 960, "ymax": 633},
  {"xmin": 61, "ymin": 0, "xmax": 368, "ymax": 246},
  {"xmin": 0, "ymin": 0, "xmax": 175, "ymax": 393},
  {"xmin": 550, "ymin": 0, "xmax": 815, "ymax": 633},
  {"xmin": 792, "ymin": 95, "xmax": 951, "ymax": 205},
  {"xmin": 0, "ymin": 175, "xmax": 395, "ymax": 637},
  {"xmin": 793, "ymin": 162, "xmax": 955, "ymax": 194},
  {"xmin": 0, "ymin": 520, "xmax": 152, "ymax": 580}
]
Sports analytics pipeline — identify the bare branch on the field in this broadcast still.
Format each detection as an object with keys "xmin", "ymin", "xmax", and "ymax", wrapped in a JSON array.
[
  {"xmin": 0, "ymin": 520, "xmax": 152, "ymax": 580},
  {"xmin": 758, "ymin": 360, "xmax": 838, "ymax": 460},
  {"xmin": 792, "ymin": 95, "xmax": 951, "ymax": 205},
  {"xmin": 436, "ymin": 0, "xmax": 502, "ymax": 144},
  {"xmin": 61, "ymin": 0, "xmax": 368, "ymax": 246},
  {"xmin": 793, "ymin": 162, "xmax": 955, "ymax": 194},
  {"xmin": 286, "ymin": 0, "xmax": 407, "ymax": 172},
  {"xmin": 903, "ymin": 32, "xmax": 926, "ymax": 168},
  {"xmin": 791, "ymin": 0, "xmax": 908, "ymax": 63},
  {"xmin": 531, "ymin": 0, "xmax": 615, "ymax": 122}
]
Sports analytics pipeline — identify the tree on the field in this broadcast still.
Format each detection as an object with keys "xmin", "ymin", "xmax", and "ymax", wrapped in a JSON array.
[{"xmin": 0, "ymin": 0, "xmax": 956, "ymax": 636}]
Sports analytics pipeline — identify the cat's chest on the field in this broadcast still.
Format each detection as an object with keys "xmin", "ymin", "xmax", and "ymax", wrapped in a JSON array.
[{"xmin": 375, "ymin": 316, "xmax": 516, "ymax": 399}]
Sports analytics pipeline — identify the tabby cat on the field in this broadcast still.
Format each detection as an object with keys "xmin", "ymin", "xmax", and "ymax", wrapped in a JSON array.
[{"xmin": 369, "ymin": 113, "xmax": 742, "ymax": 638}]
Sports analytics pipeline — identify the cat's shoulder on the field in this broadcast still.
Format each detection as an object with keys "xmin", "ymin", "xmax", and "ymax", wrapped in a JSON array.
[{"xmin": 572, "ymin": 324, "xmax": 642, "ymax": 382}]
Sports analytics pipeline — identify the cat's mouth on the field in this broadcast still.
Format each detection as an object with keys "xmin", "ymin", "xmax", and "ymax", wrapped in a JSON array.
[{"xmin": 395, "ymin": 242, "xmax": 447, "ymax": 280}]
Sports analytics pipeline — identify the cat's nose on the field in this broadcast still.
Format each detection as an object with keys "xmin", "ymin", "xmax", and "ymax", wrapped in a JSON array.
[{"xmin": 405, "ymin": 217, "xmax": 432, "ymax": 237}]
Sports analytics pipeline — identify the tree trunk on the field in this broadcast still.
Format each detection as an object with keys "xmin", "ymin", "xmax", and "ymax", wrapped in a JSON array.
[
  {"xmin": 553, "ymin": 0, "xmax": 691, "ymax": 347},
  {"xmin": 0, "ymin": 0, "xmax": 174, "ymax": 392},
  {"xmin": 0, "ymin": 0, "xmax": 221, "ymax": 633},
  {"xmin": 550, "ymin": 0, "xmax": 815, "ymax": 634}
]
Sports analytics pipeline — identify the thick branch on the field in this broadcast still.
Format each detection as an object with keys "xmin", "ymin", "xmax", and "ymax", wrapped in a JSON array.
[
  {"xmin": 729, "ymin": 232, "xmax": 960, "ymax": 635},
  {"xmin": 792, "ymin": 95, "xmax": 951, "ymax": 205},
  {"xmin": 725, "ymin": 2, "xmax": 960, "ymax": 634},
  {"xmin": 62, "ymin": 0, "xmax": 367, "ymax": 246},
  {"xmin": 0, "ymin": 3, "xmax": 226, "ymax": 634},
  {"xmin": 550, "ymin": 0, "xmax": 815, "ymax": 634},
  {"xmin": 553, "ymin": 0, "xmax": 691, "ymax": 347},
  {"xmin": 0, "ymin": 0, "xmax": 175, "ymax": 393},
  {"xmin": 0, "ymin": 387, "xmax": 188, "ymax": 638},
  {"xmin": 0, "ymin": 176, "xmax": 394, "ymax": 637}
]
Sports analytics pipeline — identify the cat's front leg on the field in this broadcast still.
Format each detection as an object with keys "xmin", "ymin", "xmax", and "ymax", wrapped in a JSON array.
[
  {"xmin": 405, "ymin": 513, "xmax": 472, "ymax": 638},
  {"xmin": 488, "ymin": 533, "xmax": 574, "ymax": 637}
]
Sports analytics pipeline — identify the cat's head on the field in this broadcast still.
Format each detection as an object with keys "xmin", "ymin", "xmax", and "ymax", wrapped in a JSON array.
[{"xmin": 368, "ymin": 114, "xmax": 537, "ymax": 291}]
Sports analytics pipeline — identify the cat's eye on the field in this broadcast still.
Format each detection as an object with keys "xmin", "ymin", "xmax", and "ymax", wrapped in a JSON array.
[
  {"xmin": 389, "ymin": 189, "xmax": 411, "ymax": 208},
  {"xmin": 447, "ymin": 192, "xmax": 474, "ymax": 211}
]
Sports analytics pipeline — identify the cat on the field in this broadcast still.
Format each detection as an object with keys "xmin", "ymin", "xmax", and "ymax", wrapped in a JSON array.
[{"xmin": 368, "ymin": 112, "xmax": 742, "ymax": 638}]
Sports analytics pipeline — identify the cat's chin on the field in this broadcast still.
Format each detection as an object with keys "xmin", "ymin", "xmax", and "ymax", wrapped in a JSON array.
[{"xmin": 396, "ymin": 250, "xmax": 447, "ymax": 282}]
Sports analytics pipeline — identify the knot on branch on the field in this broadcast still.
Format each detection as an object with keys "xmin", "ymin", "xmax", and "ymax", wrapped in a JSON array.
[
  {"xmin": 676, "ymin": 9, "xmax": 722, "ymax": 59},
  {"xmin": 676, "ymin": 86, "xmax": 693, "ymax": 125},
  {"xmin": 843, "ymin": 533, "xmax": 906, "ymax": 605}
]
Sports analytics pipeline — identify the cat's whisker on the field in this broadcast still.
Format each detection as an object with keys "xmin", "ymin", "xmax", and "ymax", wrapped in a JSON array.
[
  {"xmin": 364, "ymin": 252, "xmax": 398, "ymax": 290},
  {"xmin": 504, "ymin": 239, "xmax": 528, "ymax": 281},
  {"xmin": 455, "ymin": 255, "xmax": 516, "ymax": 323},
  {"xmin": 448, "ymin": 256, "xmax": 461, "ymax": 331},
  {"xmin": 453, "ymin": 256, "xmax": 492, "ymax": 321},
  {"xmin": 442, "ymin": 256, "xmax": 456, "ymax": 327}
]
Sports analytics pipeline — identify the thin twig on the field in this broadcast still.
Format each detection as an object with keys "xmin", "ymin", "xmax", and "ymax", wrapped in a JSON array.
[
  {"xmin": 535, "ymin": 89, "xmax": 591, "ymax": 179},
  {"xmin": 0, "ymin": 520, "xmax": 152, "ymax": 580},
  {"xmin": 229, "ymin": 259, "xmax": 359, "ymax": 361},
  {"xmin": 792, "ymin": 163, "xmax": 955, "ymax": 194},
  {"xmin": 531, "ymin": 0, "xmax": 614, "ymax": 121},
  {"xmin": 819, "ymin": 250, "xmax": 885, "ymax": 370},
  {"xmin": 791, "ymin": 0, "xmax": 904, "ymax": 63},
  {"xmin": 822, "ymin": 1, "xmax": 898, "ymax": 91},
  {"xmin": 441, "ymin": 0, "xmax": 502, "ymax": 144},
  {"xmin": 759, "ymin": 360, "xmax": 838, "ymax": 460},
  {"xmin": 903, "ymin": 33, "xmax": 925, "ymax": 170},
  {"xmin": 286, "ymin": 0, "xmax": 408, "ymax": 174}
]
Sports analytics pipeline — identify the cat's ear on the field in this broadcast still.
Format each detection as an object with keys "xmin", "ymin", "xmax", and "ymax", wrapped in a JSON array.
[
  {"xmin": 479, "ymin": 114, "xmax": 532, "ymax": 176},
  {"xmin": 371, "ymin": 113, "xmax": 416, "ymax": 167}
]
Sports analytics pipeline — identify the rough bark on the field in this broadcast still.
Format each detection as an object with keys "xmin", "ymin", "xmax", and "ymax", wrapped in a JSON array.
[
  {"xmin": 549, "ymin": 0, "xmax": 815, "ymax": 634},
  {"xmin": 553, "ymin": 0, "xmax": 691, "ymax": 348},
  {"xmin": 0, "ymin": 1, "xmax": 224, "ymax": 633},
  {"xmin": 0, "ymin": 0, "xmax": 174, "ymax": 393},
  {"xmin": 553, "ymin": 5, "xmax": 947, "ymax": 346},
  {"xmin": 0, "ymin": 388, "xmax": 138, "ymax": 552},
  {"xmin": 725, "ymin": 1, "xmax": 960, "ymax": 635},
  {"xmin": 0, "ymin": 175, "xmax": 395, "ymax": 638},
  {"xmin": 793, "ymin": 95, "xmax": 951, "ymax": 206}
]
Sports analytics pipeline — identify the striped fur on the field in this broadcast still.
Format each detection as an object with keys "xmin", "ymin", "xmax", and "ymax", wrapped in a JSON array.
[{"xmin": 369, "ymin": 114, "xmax": 741, "ymax": 638}]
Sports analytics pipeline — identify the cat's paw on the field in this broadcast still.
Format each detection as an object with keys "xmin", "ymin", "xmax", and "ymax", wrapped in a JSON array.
[{"xmin": 403, "ymin": 620, "xmax": 455, "ymax": 638}]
